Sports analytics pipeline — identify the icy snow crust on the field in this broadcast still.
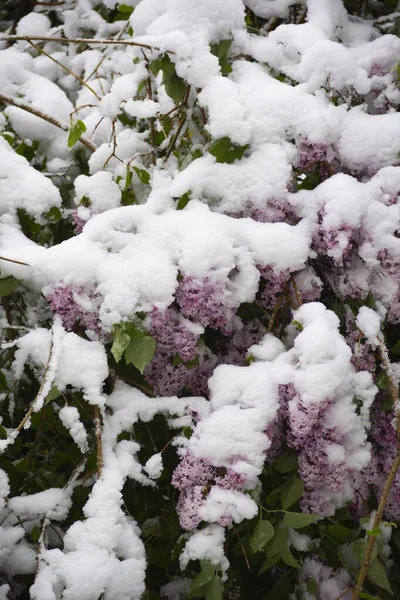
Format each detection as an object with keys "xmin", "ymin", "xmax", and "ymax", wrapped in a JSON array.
[{"xmin": 0, "ymin": 0, "xmax": 399, "ymax": 597}]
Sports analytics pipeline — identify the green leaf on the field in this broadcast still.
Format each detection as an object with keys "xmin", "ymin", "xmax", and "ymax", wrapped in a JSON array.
[
  {"xmin": 368, "ymin": 559, "xmax": 392, "ymax": 593},
  {"xmin": 281, "ymin": 546, "xmax": 301, "ymax": 569},
  {"xmin": 158, "ymin": 56, "xmax": 186, "ymax": 104},
  {"xmin": 258, "ymin": 552, "xmax": 280, "ymax": 574},
  {"xmin": 117, "ymin": 3, "xmax": 134, "ymax": 14},
  {"xmin": 265, "ymin": 525, "xmax": 288, "ymax": 557},
  {"xmin": 306, "ymin": 578, "xmax": 318, "ymax": 597},
  {"xmin": 375, "ymin": 371, "xmax": 389, "ymax": 391},
  {"xmin": 68, "ymin": 120, "xmax": 87, "ymax": 149},
  {"xmin": 111, "ymin": 327, "xmax": 131, "ymax": 363},
  {"xmin": 189, "ymin": 561, "xmax": 215, "ymax": 596},
  {"xmin": 283, "ymin": 512, "xmax": 322, "ymax": 529},
  {"xmin": 359, "ymin": 593, "xmax": 382, "ymax": 599},
  {"xmin": 124, "ymin": 329, "xmax": 156, "ymax": 373},
  {"xmin": 352, "ymin": 538, "xmax": 379, "ymax": 566},
  {"xmin": 30, "ymin": 525, "xmax": 41, "ymax": 542},
  {"xmin": 281, "ymin": 476, "xmax": 304, "ymax": 510},
  {"xmin": 274, "ymin": 450, "xmax": 298, "ymax": 473},
  {"xmin": 176, "ymin": 191, "xmax": 191, "ymax": 210},
  {"xmin": 250, "ymin": 520, "xmax": 274, "ymax": 553},
  {"xmin": 367, "ymin": 527, "xmax": 383, "ymax": 537},
  {"xmin": 209, "ymin": 137, "xmax": 248, "ymax": 164},
  {"xmin": 210, "ymin": 39, "xmax": 232, "ymax": 76},
  {"xmin": 45, "ymin": 386, "xmax": 60, "ymax": 406},
  {"xmin": 325, "ymin": 524, "xmax": 354, "ymax": 544},
  {"xmin": 46, "ymin": 207, "xmax": 62, "ymax": 223},
  {"xmin": 0, "ymin": 275, "xmax": 20, "ymax": 296},
  {"xmin": 0, "ymin": 371, "xmax": 7, "ymax": 390},
  {"xmin": 124, "ymin": 168, "xmax": 133, "ymax": 190},
  {"xmin": 390, "ymin": 340, "xmax": 400, "ymax": 355},
  {"xmin": 204, "ymin": 575, "xmax": 223, "ymax": 600},
  {"xmin": 133, "ymin": 166, "xmax": 150, "ymax": 184}
]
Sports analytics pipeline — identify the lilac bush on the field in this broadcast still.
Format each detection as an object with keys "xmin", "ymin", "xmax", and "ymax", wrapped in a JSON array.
[{"xmin": 0, "ymin": 1, "xmax": 400, "ymax": 599}]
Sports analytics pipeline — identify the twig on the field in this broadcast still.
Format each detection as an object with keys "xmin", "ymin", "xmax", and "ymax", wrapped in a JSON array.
[
  {"xmin": 335, "ymin": 588, "xmax": 352, "ymax": 600},
  {"xmin": 164, "ymin": 86, "xmax": 190, "ymax": 161},
  {"xmin": 267, "ymin": 293, "xmax": 285, "ymax": 333},
  {"xmin": 290, "ymin": 276, "xmax": 303, "ymax": 308},
  {"xmin": 0, "ymin": 255, "xmax": 29, "ymax": 266},
  {"xmin": 233, "ymin": 526, "xmax": 250, "ymax": 570},
  {"xmin": 0, "ymin": 35, "xmax": 171, "ymax": 53},
  {"xmin": 27, "ymin": 40, "xmax": 101, "ymax": 100},
  {"xmin": 93, "ymin": 405, "xmax": 103, "ymax": 477},
  {"xmin": 35, "ymin": 516, "xmax": 50, "ymax": 577},
  {"xmin": 0, "ymin": 93, "xmax": 96, "ymax": 152},
  {"xmin": 351, "ymin": 338, "xmax": 400, "ymax": 599}
]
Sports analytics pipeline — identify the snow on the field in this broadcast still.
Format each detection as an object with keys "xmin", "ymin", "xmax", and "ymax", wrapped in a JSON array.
[
  {"xmin": 16, "ymin": 13, "xmax": 51, "ymax": 36},
  {"xmin": 9, "ymin": 488, "xmax": 71, "ymax": 521},
  {"xmin": 59, "ymin": 406, "xmax": 89, "ymax": 453},
  {"xmin": 199, "ymin": 487, "xmax": 257, "ymax": 524},
  {"xmin": 0, "ymin": 137, "xmax": 61, "ymax": 217},
  {"xmin": 144, "ymin": 453, "xmax": 163, "ymax": 479},
  {"xmin": 356, "ymin": 307, "xmax": 381, "ymax": 348},
  {"xmin": 180, "ymin": 524, "xmax": 229, "ymax": 576}
]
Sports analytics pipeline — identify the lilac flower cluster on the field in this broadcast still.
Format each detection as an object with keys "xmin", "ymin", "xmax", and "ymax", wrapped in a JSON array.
[
  {"xmin": 172, "ymin": 452, "xmax": 244, "ymax": 530},
  {"xmin": 313, "ymin": 221, "xmax": 356, "ymax": 264},
  {"xmin": 258, "ymin": 265, "xmax": 290, "ymax": 310},
  {"xmin": 175, "ymin": 275, "xmax": 231, "ymax": 331},
  {"xmin": 46, "ymin": 283, "xmax": 100, "ymax": 332},
  {"xmin": 144, "ymin": 307, "xmax": 209, "ymax": 396},
  {"xmin": 297, "ymin": 140, "xmax": 338, "ymax": 181},
  {"xmin": 276, "ymin": 383, "xmax": 368, "ymax": 517}
]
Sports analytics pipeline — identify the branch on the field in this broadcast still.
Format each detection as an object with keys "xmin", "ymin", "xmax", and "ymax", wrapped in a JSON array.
[
  {"xmin": 27, "ymin": 40, "xmax": 101, "ymax": 100},
  {"xmin": 351, "ymin": 337, "xmax": 400, "ymax": 599},
  {"xmin": 0, "ymin": 35, "xmax": 171, "ymax": 53},
  {"xmin": 93, "ymin": 405, "xmax": 103, "ymax": 477},
  {"xmin": 0, "ymin": 255, "xmax": 29, "ymax": 266},
  {"xmin": 0, "ymin": 93, "xmax": 96, "ymax": 152}
]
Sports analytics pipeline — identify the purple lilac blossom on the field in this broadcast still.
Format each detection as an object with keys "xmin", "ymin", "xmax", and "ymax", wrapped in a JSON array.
[
  {"xmin": 258, "ymin": 265, "xmax": 290, "ymax": 310},
  {"xmin": 46, "ymin": 283, "xmax": 100, "ymax": 332},
  {"xmin": 175, "ymin": 275, "xmax": 231, "ymax": 331},
  {"xmin": 297, "ymin": 140, "xmax": 339, "ymax": 181},
  {"xmin": 172, "ymin": 453, "xmax": 245, "ymax": 530}
]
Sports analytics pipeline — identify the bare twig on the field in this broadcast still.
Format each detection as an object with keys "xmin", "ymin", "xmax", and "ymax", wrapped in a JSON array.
[
  {"xmin": 351, "ymin": 338, "xmax": 400, "ymax": 599},
  {"xmin": 290, "ymin": 276, "xmax": 303, "ymax": 308},
  {"xmin": 0, "ymin": 255, "xmax": 29, "ymax": 266},
  {"xmin": 0, "ymin": 93, "xmax": 96, "ymax": 152},
  {"xmin": 0, "ymin": 35, "xmax": 171, "ymax": 53},
  {"xmin": 27, "ymin": 40, "xmax": 101, "ymax": 100},
  {"xmin": 93, "ymin": 405, "xmax": 103, "ymax": 477},
  {"xmin": 164, "ymin": 86, "xmax": 190, "ymax": 161}
]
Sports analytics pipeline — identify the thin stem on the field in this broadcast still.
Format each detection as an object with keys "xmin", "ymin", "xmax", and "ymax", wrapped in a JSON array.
[
  {"xmin": 27, "ymin": 40, "xmax": 101, "ymax": 100},
  {"xmin": 233, "ymin": 526, "xmax": 250, "ymax": 570},
  {"xmin": 290, "ymin": 276, "xmax": 303, "ymax": 308},
  {"xmin": 164, "ymin": 86, "xmax": 190, "ymax": 161},
  {"xmin": 1, "ymin": 35, "xmax": 171, "ymax": 53},
  {"xmin": 0, "ymin": 255, "xmax": 29, "ymax": 266},
  {"xmin": 0, "ymin": 93, "xmax": 96, "ymax": 152},
  {"xmin": 93, "ymin": 405, "xmax": 103, "ymax": 477},
  {"xmin": 351, "ymin": 338, "xmax": 400, "ymax": 599}
]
